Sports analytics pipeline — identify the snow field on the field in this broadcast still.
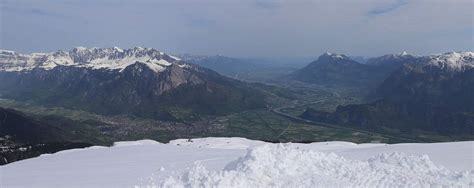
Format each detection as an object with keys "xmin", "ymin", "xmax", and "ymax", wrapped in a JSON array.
[
  {"xmin": 159, "ymin": 144, "xmax": 473, "ymax": 187},
  {"xmin": 1, "ymin": 138, "xmax": 473, "ymax": 188}
]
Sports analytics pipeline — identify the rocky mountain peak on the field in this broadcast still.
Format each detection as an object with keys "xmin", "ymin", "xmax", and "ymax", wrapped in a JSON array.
[
  {"xmin": 366, "ymin": 52, "xmax": 418, "ymax": 66},
  {"xmin": 400, "ymin": 51, "xmax": 409, "ymax": 56},
  {"xmin": 0, "ymin": 49, "xmax": 16, "ymax": 56},
  {"xmin": 0, "ymin": 47, "xmax": 185, "ymax": 73},
  {"xmin": 319, "ymin": 52, "xmax": 351, "ymax": 61},
  {"xmin": 427, "ymin": 51, "xmax": 473, "ymax": 71}
]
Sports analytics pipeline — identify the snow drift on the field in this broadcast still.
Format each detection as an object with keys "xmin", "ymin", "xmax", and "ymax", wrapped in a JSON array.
[
  {"xmin": 1, "ymin": 138, "xmax": 473, "ymax": 188},
  {"xmin": 161, "ymin": 144, "xmax": 473, "ymax": 188}
]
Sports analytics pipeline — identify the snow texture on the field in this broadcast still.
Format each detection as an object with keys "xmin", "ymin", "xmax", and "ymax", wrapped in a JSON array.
[
  {"xmin": 1, "ymin": 138, "xmax": 473, "ymax": 188},
  {"xmin": 161, "ymin": 144, "xmax": 473, "ymax": 187},
  {"xmin": 428, "ymin": 51, "xmax": 474, "ymax": 71}
]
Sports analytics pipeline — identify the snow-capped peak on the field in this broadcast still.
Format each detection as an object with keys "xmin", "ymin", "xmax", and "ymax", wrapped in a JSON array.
[
  {"xmin": 427, "ymin": 51, "xmax": 473, "ymax": 71},
  {"xmin": 72, "ymin": 46, "xmax": 94, "ymax": 53},
  {"xmin": 73, "ymin": 46, "xmax": 88, "ymax": 51},
  {"xmin": 386, "ymin": 51, "xmax": 415, "ymax": 58},
  {"xmin": 321, "ymin": 52, "xmax": 349, "ymax": 59},
  {"xmin": 0, "ymin": 49, "xmax": 16, "ymax": 55},
  {"xmin": 113, "ymin": 46, "xmax": 124, "ymax": 53},
  {"xmin": 0, "ymin": 47, "xmax": 186, "ymax": 73}
]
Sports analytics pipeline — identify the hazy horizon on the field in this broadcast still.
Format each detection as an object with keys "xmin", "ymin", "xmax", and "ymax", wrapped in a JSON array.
[{"xmin": 1, "ymin": 0, "xmax": 473, "ymax": 58}]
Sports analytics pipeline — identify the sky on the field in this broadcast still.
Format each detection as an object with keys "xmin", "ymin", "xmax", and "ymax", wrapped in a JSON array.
[{"xmin": 0, "ymin": 0, "xmax": 473, "ymax": 58}]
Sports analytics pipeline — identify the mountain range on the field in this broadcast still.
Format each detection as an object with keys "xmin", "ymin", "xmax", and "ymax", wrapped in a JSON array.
[
  {"xmin": 289, "ymin": 52, "xmax": 423, "ymax": 90},
  {"xmin": 301, "ymin": 52, "xmax": 474, "ymax": 136},
  {"xmin": 0, "ymin": 47, "xmax": 269, "ymax": 120},
  {"xmin": 178, "ymin": 54, "xmax": 304, "ymax": 82},
  {"xmin": 1, "ymin": 48, "xmax": 472, "ymax": 140},
  {"xmin": 1, "ymin": 47, "xmax": 473, "ymax": 164}
]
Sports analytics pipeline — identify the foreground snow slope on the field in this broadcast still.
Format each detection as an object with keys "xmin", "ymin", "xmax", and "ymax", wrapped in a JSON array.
[{"xmin": 1, "ymin": 137, "xmax": 473, "ymax": 188}]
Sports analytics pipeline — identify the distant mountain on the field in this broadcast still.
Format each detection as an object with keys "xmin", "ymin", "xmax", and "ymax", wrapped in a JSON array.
[
  {"xmin": 178, "ymin": 54, "xmax": 259, "ymax": 79},
  {"xmin": 376, "ymin": 52, "xmax": 473, "ymax": 102},
  {"xmin": 289, "ymin": 53, "xmax": 386, "ymax": 88},
  {"xmin": 0, "ymin": 47, "xmax": 268, "ymax": 120},
  {"xmin": 301, "ymin": 52, "xmax": 474, "ymax": 136},
  {"xmin": 178, "ymin": 54, "xmax": 301, "ymax": 82},
  {"xmin": 365, "ymin": 52, "xmax": 422, "ymax": 74},
  {"xmin": 349, "ymin": 56, "xmax": 371, "ymax": 64}
]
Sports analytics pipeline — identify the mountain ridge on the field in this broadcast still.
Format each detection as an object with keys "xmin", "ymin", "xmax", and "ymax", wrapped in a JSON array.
[
  {"xmin": 0, "ymin": 47, "xmax": 185, "ymax": 73},
  {"xmin": 0, "ymin": 47, "xmax": 270, "ymax": 120},
  {"xmin": 300, "ymin": 51, "xmax": 474, "ymax": 136}
]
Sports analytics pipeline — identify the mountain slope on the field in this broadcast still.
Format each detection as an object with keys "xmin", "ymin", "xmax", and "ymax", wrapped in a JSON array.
[
  {"xmin": 0, "ymin": 47, "xmax": 268, "ymax": 120},
  {"xmin": 376, "ymin": 52, "xmax": 474, "ymax": 110},
  {"xmin": 0, "ymin": 107, "xmax": 98, "ymax": 165},
  {"xmin": 365, "ymin": 52, "xmax": 422, "ymax": 79},
  {"xmin": 289, "ymin": 53, "xmax": 386, "ymax": 88},
  {"xmin": 0, "ymin": 106, "xmax": 111, "ymax": 144},
  {"xmin": 0, "ymin": 107, "xmax": 66, "ymax": 143},
  {"xmin": 301, "ymin": 52, "xmax": 474, "ymax": 136}
]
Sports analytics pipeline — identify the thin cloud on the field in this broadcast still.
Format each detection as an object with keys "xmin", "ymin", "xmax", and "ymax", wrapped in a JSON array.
[
  {"xmin": 1, "ymin": 0, "xmax": 471, "ymax": 57},
  {"xmin": 2, "ymin": 5, "xmax": 65, "ymax": 18},
  {"xmin": 367, "ymin": 0, "xmax": 408, "ymax": 16},
  {"xmin": 27, "ymin": 8, "xmax": 61, "ymax": 17}
]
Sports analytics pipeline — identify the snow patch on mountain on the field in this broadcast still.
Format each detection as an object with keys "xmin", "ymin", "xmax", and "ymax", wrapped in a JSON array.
[
  {"xmin": 0, "ymin": 47, "xmax": 183, "ymax": 73},
  {"xmin": 428, "ymin": 51, "xmax": 474, "ymax": 71},
  {"xmin": 322, "ymin": 52, "xmax": 349, "ymax": 60},
  {"xmin": 113, "ymin": 46, "xmax": 124, "ymax": 53},
  {"xmin": 365, "ymin": 51, "xmax": 419, "ymax": 66}
]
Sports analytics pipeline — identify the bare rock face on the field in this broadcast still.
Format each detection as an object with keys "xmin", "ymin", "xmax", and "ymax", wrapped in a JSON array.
[{"xmin": 157, "ymin": 64, "xmax": 204, "ymax": 94}]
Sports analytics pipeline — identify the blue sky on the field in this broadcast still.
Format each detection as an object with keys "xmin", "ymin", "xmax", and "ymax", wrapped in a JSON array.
[{"xmin": 0, "ymin": 0, "xmax": 472, "ymax": 57}]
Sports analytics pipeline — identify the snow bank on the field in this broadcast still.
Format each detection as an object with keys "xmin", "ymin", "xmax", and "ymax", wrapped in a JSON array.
[
  {"xmin": 1, "ymin": 138, "xmax": 473, "ymax": 188},
  {"xmin": 160, "ymin": 144, "xmax": 473, "ymax": 188},
  {"xmin": 113, "ymin": 139, "xmax": 162, "ymax": 147}
]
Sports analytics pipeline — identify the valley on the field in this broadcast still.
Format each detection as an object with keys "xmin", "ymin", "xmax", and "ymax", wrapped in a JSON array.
[
  {"xmin": 1, "ymin": 1, "xmax": 472, "ymax": 187},
  {"xmin": 1, "ymin": 48, "xmax": 473, "ymax": 165}
]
